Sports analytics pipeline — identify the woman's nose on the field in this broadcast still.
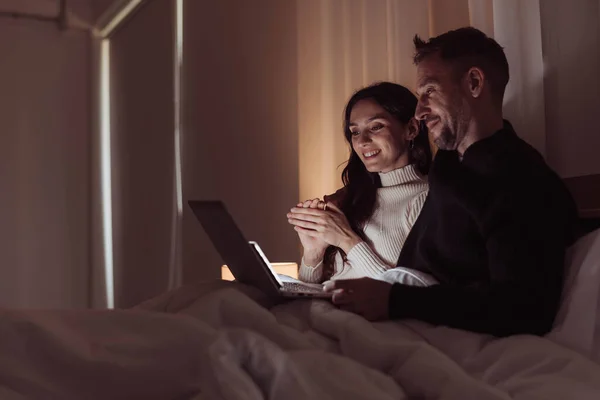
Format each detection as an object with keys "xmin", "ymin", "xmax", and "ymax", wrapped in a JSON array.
[{"xmin": 357, "ymin": 132, "xmax": 372, "ymax": 145}]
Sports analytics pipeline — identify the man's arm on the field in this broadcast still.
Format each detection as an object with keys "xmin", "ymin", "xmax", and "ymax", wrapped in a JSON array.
[{"xmin": 388, "ymin": 187, "xmax": 573, "ymax": 337}]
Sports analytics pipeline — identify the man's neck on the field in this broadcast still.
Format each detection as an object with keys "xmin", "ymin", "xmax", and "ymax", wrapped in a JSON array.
[{"xmin": 457, "ymin": 113, "xmax": 504, "ymax": 156}]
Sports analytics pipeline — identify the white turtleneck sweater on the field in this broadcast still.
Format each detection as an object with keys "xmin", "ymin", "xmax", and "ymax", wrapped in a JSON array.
[{"xmin": 298, "ymin": 164, "xmax": 429, "ymax": 283}]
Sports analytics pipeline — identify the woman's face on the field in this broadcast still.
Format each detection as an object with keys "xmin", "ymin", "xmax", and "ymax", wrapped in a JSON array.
[{"xmin": 349, "ymin": 99, "xmax": 415, "ymax": 173}]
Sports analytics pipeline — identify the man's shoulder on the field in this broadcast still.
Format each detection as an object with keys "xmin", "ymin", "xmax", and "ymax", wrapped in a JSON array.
[
  {"xmin": 488, "ymin": 129, "xmax": 545, "ymax": 169},
  {"xmin": 483, "ymin": 132, "xmax": 577, "ymax": 232},
  {"xmin": 472, "ymin": 130, "xmax": 561, "ymax": 199}
]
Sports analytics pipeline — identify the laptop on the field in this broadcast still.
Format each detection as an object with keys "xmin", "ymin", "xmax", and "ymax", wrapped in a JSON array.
[{"xmin": 188, "ymin": 200, "xmax": 331, "ymax": 298}]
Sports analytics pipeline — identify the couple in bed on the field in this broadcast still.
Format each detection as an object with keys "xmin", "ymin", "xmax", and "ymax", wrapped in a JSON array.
[{"xmin": 287, "ymin": 27, "xmax": 579, "ymax": 337}]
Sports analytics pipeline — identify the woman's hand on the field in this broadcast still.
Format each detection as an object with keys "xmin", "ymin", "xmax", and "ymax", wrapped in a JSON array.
[
  {"xmin": 287, "ymin": 202, "xmax": 362, "ymax": 254},
  {"xmin": 291, "ymin": 199, "xmax": 329, "ymax": 265}
]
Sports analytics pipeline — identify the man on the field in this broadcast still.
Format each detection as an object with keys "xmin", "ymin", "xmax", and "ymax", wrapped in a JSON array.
[{"xmin": 325, "ymin": 27, "xmax": 579, "ymax": 337}]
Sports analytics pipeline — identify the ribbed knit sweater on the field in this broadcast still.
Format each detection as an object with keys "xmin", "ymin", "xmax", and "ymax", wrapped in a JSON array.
[{"xmin": 298, "ymin": 164, "xmax": 428, "ymax": 283}]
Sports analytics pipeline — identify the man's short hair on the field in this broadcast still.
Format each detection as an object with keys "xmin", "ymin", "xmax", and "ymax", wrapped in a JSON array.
[{"xmin": 413, "ymin": 27, "xmax": 509, "ymax": 103}]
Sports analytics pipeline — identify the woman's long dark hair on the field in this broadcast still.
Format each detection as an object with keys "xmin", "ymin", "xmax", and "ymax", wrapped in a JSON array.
[{"xmin": 321, "ymin": 82, "xmax": 432, "ymax": 279}]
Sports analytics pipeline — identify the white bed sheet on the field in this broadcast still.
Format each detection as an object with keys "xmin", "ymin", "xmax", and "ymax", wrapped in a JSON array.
[
  {"xmin": 1, "ymin": 278, "xmax": 599, "ymax": 400},
  {"xmin": 549, "ymin": 228, "xmax": 600, "ymax": 362}
]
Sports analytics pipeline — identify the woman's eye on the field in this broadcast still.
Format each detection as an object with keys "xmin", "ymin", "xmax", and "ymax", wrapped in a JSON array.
[
  {"xmin": 371, "ymin": 124, "xmax": 384, "ymax": 132},
  {"xmin": 350, "ymin": 130, "xmax": 360, "ymax": 136},
  {"xmin": 426, "ymin": 87, "xmax": 434, "ymax": 95}
]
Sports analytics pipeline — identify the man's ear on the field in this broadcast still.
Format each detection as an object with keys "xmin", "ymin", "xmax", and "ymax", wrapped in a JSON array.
[
  {"xmin": 466, "ymin": 67, "xmax": 485, "ymax": 98},
  {"xmin": 406, "ymin": 117, "xmax": 419, "ymax": 141}
]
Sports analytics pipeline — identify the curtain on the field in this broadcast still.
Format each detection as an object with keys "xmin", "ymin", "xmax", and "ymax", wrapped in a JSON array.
[
  {"xmin": 540, "ymin": 0, "xmax": 600, "ymax": 178},
  {"xmin": 0, "ymin": 13, "xmax": 90, "ymax": 308},
  {"xmin": 181, "ymin": 0, "xmax": 300, "ymax": 284},
  {"xmin": 8, "ymin": 1, "xmax": 597, "ymax": 309},
  {"xmin": 297, "ymin": 0, "xmax": 600, "ymax": 200},
  {"xmin": 88, "ymin": 0, "xmax": 600, "ymax": 306},
  {"xmin": 107, "ymin": 0, "xmax": 175, "ymax": 308},
  {"xmin": 297, "ymin": 0, "xmax": 431, "ymax": 201},
  {"xmin": 493, "ymin": 0, "xmax": 546, "ymax": 157}
]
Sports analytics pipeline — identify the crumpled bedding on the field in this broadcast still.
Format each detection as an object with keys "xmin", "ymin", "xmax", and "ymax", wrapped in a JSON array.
[
  {"xmin": 1, "ymin": 279, "xmax": 599, "ymax": 399},
  {"xmin": 548, "ymin": 228, "xmax": 600, "ymax": 363}
]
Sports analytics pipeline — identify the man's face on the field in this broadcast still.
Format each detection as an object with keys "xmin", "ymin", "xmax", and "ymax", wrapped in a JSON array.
[{"xmin": 415, "ymin": 54, "xmax": 470, "ymax": 151}]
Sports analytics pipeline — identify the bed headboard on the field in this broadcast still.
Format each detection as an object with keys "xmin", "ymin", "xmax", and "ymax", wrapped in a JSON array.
[{"xmin": 563, "ymin": 174, "xmax": 600, "ymax": 233}]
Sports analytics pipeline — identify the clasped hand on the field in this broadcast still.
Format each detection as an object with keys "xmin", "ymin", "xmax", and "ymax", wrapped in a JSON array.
[
  {"xmin": 288, "ymin": 199, "xmax": 392, "ymax": 322},
  {"xmin": 287, "ymin": 199, "xmax": 361, "ymax": 253}
]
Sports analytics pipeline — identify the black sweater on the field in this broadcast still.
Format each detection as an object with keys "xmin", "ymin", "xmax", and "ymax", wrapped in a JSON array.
[{"xmin": 393, "ymin": 121, "xmax": 578, "ymax": 337}]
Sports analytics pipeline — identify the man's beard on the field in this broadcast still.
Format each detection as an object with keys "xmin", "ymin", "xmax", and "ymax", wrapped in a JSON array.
[
  {"xmin": 434, "ymin": 124, "xmax": 457, "ymax": 150},
  {"xmin": 433, "ymin": 104, "xmax": 468, "ymax": 151}
]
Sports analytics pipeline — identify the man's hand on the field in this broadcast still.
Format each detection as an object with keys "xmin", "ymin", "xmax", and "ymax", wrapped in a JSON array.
[{"xmin": 324, "ymin": 278, "xmax": 392, "ymax": 321}]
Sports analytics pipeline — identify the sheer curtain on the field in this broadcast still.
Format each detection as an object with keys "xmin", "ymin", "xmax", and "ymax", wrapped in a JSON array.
[
  {"xmin": 297, "ymin": 0, "xmax": 430, "ymax": 201},
  {"xmin": 106, "ymin": 0, "xmax": 176, "ymax": 308},
  {"xmin": 297, "ymin": 0, "xmax": 600, "ymax": 200},
  {"xmin": 540, "ymin": 0, "xmax": 600, "ymax": 178},
  {"xmin": 88, "ymin": 0, "xmax": 599, "ymax": 306},
  {"xmin": 159, "ymin": 0, "xmax": 600, "ymax": 293},
  {"xmin": 6, "ymin": 1, "xmax": 597, "ymax": 308},
  {"xmin": 181, "ymin": 0, "xmax": 300, "ymax": 284},
  {"xmin": 0, "ymin": 8, "xmax": 90, "ymax": 308}
]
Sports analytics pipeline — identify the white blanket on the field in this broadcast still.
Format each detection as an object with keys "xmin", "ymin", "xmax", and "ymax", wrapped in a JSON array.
[
  {"xmin": 1, "ymin": 280, "xmax": 599, "ymax": 400},
  {"xmin": 548, "ymin": 228, "xmax": 600, "ymax": 362}
]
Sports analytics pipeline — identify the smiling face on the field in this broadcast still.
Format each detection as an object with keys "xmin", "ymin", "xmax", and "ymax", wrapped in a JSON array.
[
  {"xmin": 415, "ymin": 53, "xmax": 471, "ymax": 152},
  {"xmin": 348, "ymin": 99, "xmax": 414, "ymax": 173}
]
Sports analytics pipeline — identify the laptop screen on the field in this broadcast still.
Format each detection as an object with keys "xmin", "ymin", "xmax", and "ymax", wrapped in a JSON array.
[
  {"xmin": 248, "ymin": 241, "xmax": 284, "ymax": 288},
  {"xmin": 188, "ymin": 200, "xmax": 281, "ymax": 296}
]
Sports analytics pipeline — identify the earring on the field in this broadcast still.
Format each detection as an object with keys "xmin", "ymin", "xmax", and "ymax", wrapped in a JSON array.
[{"xmin": 409, "ymin": 140, "xmax": 415, "ymax": 150}]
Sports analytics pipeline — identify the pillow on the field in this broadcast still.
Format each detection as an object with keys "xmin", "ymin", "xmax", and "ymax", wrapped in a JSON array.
[{"xmin": 548, "ymin": 228, "xmax": 600, "ymax": 363}]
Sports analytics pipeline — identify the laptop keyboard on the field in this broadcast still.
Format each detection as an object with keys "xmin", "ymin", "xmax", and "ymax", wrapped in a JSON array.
[{"xmin": 283, "ymin": 282, "xmax": 324, "ymax": 293}]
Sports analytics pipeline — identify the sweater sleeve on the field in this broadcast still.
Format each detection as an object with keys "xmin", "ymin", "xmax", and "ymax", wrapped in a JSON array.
[
  {"xmin": 345, "ymin": 241, "xmax": 394, "ymax": 278},
  {"xmin": 298, "ymin": 258, "xmax": 324, "ymax": 283},
  {"xmin": 388, "ymin": 184, "xmax": 574, "ymax": 337}
]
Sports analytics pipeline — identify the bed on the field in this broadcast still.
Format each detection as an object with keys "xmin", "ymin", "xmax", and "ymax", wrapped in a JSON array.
[
  {"xmin": 0, "ymin": 176, "xmax": 599, "ymax": 399},
  {"xmin": 564, "ymin": 173, "xmax": 600, "ymax": 232}
]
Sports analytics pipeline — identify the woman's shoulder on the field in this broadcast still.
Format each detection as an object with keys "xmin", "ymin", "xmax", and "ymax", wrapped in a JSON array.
[
  {"xmin": 389, "ymin": 172, "xmax": 429, "ymax": 194},
  {"xmin": 398, "ymin": 164, "xmax": 430, "ymax": 190},
  {"xmin": 411, "ymin": 187, "xmax": 429, "ymax": 204},
  {"xmin": 408, "ymin": 166, "xmax": 430, "ymax": 194},
  {"xmin": 411, "ymin": 174, "xmax": 429, "ymax": 188},
  {"xmin": 404, "ymin": 188, "xmax": 429, "ymax": 228}
]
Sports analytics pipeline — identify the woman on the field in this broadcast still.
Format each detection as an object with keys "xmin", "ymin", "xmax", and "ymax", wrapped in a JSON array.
[{"xmin": 288, "ymin": 82, "xmax": 434, "ymax": 284}]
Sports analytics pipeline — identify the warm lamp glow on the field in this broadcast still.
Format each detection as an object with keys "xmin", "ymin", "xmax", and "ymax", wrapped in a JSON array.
[{"xmin": 221, "ymin": 262, "xmax": 298, "ymax": 281}]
